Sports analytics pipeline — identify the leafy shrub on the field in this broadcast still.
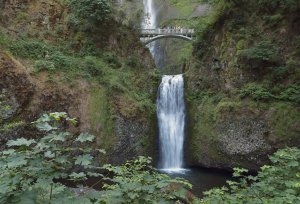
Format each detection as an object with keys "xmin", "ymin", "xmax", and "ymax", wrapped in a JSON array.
[
  {"xmin": 240, "ymin": 83, "xmax": 274, "ymax": 101},
  {"xmin": 263, "ymin": 13, "xmax": 283, "ymax": 26},
  {"xmin": 102, "ymin": 52, "xmax": 122, "ymax": 68},
  {"xmin": 279, "ymin": 85, "xmax": 300, "ymax": 104},
  {"xmin": 0, "ymin": 28, "xmax": 9, "ymax": 48},
  {"xmin": 125, "ymin": 56, "xmax": 139, "ymax": 68},
  {"xmin": 187, "ymin": 90, "xmax": 224, "ymax": 104},
  {"xmin": 100, "ymin": 157, "xmax": 192, "ymax": 203},
  {"xmin": 80, "ymin": 56, "xmax": 105, "ymax": 76},
  {"xmin": 238, "ymin": 41, "xmax": 280, "ymax": 69},
  {"xmin": 8, "ymin": 40, "xmax": 50, "ymax": 59},
  {"xmin": 34, "ymin": 60, "xmax": 56, "ymax": 72},
  {"xmin": 271, "ymin": 66, "xmax": 289, "ymax": 80},
  {"xmin": 200, "ymin": 147, "xmax": 300, "ymax": 203},
  {"xmin": 0, "ymin": 112, "xmax": 105, "ymax": 203},
  {"xmin": 0, "ymin": 112, "xmax": 192, "ymax": 203},
  {"xmin": 47, "ymin": 51, "xmax": 77, "ymax": 71},
  {"xmin": 6, "ymin": 37, "xmax": 80, "ymax": 72},
  {"xmin": 257, "ymin": 0, "xmax": 300, "ymax": 12},
  {"xmin": 68, "ymin": 0, "xmax": 112, "ymax": 25}
]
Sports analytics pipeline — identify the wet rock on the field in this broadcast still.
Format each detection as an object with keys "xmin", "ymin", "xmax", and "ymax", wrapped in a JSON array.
[
  {"xmin": 218, "ymin": 119, "xmax": 271, "ymax": 156},
  {"xmin": 109, "ymin": 113, "xmax": 154, "ymax": 165}
]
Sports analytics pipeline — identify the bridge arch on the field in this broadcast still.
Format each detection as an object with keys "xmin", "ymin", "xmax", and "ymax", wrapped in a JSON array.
[
  {"xmin": 140, "ymin": 28, "xmax": 195, "ymax": 45},
  {"xmin": 142, "ymin": 34, "xmax": 193, "ymax": 45}
]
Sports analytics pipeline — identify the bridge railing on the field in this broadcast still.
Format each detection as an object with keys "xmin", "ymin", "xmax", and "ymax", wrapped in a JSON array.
[{"xmin": 140, "ymin": 28, "xmax": 195, "ymax": 36}]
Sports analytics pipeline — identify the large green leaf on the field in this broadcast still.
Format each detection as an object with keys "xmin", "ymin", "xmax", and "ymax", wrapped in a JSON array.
[
  {"xmin": 7, "ymin": 138, "xmax": 36, "ymax": 147},
  {"xmin": 75, "ymin": 154, "xmax": 93, "ymax": 166},
  {"xmin": 75, "ymin": 133, "xmax": 95, "ymax": 143},
  {"xmin": 69, "ymin": 172, "xmax": 87, "ymax": 181},
  {"xmin": 6, "ymin": 155, "xmax": 28, "ymax": 168}
]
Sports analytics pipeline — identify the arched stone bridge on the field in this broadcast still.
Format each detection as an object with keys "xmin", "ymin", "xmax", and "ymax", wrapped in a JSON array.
[{"xmin": 140, "ymin": 28, "xmax": 195, "ymax": 45}]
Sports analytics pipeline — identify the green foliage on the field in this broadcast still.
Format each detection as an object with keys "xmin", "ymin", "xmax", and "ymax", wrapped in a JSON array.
[
  {"xmin": 270, "ymin": 66, "xmax": 289, "ymax": 80},
  {"xmin": 263, "ymin": 13, "xmax": 283, "ymax": 26},
  {"xmin": 0, "ymin": 112, "xmax": 104, "ymax": 203},
  {"xmin": 34, "ymin": 60, "xmax": 56, "ymax": 72},
  {"xmin": 68, "ymin": 0, "xmax": 112, "ymax": 25},
  {"xmin": 187, "ymin": 90, "xmax": 223, "ymax": 103},
  {"xmin": 270, "ymin": 103, "xmax": 300, "ymax": 140},
  {"xmin": 279, "ymin": 85, "xmax": 300, "ymax": 105},
  {"xmin": 240, "ymin": 83, "xmax": 300, "ymax": 104},
  {"xmin": 200, "ymin": 147, "xmax": 300, "ymax": 203},
  {"xmin": 240, "ymin": 83, "xmax": 274, "ymax": 101},
  {"xmin": 0, "ymin": 28, "xmax": 9, "ymax": 48},
  {"xmin": 6, "ymin": 38, "xmax": 79, "ymax": 72},
  {"xmin": 100, "ymin": 157, "xmax": 192, "ymax": 204},
  {"xmin": 238, "ymin": 41, "xmax": 280, "ymax": 68},
  {"xmin": 0, "ymin": 121, "xmax": 24, "ymax": 132},
  {"xmin": 101, "ymin": 52, "xmax": 122, "ymax": 68},
  {"xmin": 8, "ymin": 40, "xmax": 49, "ymax": 59},
  {"xmin": 257, "ymin": 0, "xmax": 300, "ymax": 13},
  {"xmin": 0, "ymin": 112, "xmax": 192, "ymax": 203}
]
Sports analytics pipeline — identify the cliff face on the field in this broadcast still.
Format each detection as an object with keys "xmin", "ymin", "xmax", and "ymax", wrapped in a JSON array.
[
  {"xmin": 0, "ymin": 0, "xmax": 158, "ymax": 164},
  {"xmin": 185, "ymin": 1, "xmax": 300, "ymax": 170}
]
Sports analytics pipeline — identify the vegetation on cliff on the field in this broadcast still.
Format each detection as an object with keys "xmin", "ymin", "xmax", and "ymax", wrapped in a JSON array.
[
  {"xmin": 0, "ymin": 0, "xmax": 158, "ymax": 163},
  {"xmin": 185, "ymin": 0, "xmax": 300, "ymax": 169}
]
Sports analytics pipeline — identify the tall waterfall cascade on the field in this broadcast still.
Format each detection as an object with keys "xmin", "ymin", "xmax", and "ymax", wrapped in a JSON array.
[
  {"xmin": 142, "ymin": 1, "xmax": 186, "ymax": 172},
  {"xmin": 157, "ymin": 75, "xmax": 186, "ymax": 171}
]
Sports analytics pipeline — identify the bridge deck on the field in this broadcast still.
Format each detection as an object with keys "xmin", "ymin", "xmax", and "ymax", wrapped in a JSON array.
[{"xmin": 140, "ymin": 28, "xmax": 195, "ymax": 37}]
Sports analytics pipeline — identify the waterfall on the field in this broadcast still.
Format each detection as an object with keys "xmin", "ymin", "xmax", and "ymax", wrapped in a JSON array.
[
  {"xmin": 142, "ymin": 1, "xmax": 186, "ymax": 172},
  {"xmin": 157, "ymin": 75, "xmax": 186, "ymax": 172},
  {"xmin": 142, "ymin": 0, "xmax": 157, "ymax": 57}
]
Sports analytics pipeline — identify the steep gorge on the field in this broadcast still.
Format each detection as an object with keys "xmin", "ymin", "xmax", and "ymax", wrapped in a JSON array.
[{"xmin": 0, "ymin": 0, "xmax": 299, "ymax": 171}]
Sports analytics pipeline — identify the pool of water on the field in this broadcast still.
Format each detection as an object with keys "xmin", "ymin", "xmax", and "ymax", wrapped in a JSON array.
[{"xmin": 163, "ymin": 167, "xmax": 232, "ymax": 197}]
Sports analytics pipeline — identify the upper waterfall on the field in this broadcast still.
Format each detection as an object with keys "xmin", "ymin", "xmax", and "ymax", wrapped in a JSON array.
[
  {"xmin": 142, "ymin": 0, "xmax": 158, "ymax": 57},
  {"xmin": 142, "ymin": 0, "xmax": 157, "ymax": 29}
]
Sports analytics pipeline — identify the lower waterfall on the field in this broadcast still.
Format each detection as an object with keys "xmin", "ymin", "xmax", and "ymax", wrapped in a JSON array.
[{"xmin": 157, "ymin": 74, "xmax": 186, "ymax": 172}]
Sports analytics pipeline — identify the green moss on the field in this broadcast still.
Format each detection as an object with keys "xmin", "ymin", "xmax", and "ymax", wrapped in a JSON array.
[
  {"xmin": 188, "ymin": 96, "xmax": 225, "ymax": 163},
  {"xmin": 236, "ymin": 39, "xmax": 246, "ymax": 51},
  {"xmin": 270, "ymin": 103, "xmax": 300, "ymax": 141},
  {"xmin": 216, "ymin": 100, "xmax": 241, "ymax": 115},
  {"xmin": 238, "ymin": 41, "xmax": 281, "ymax": 68},
  {"xmin": 168, "ymin": 0, "xmax": 201, "ymax": 17},
  {"xmin": 15, "ymin": 12, "xmax": 30, "ymax": 23},
  {"xmin": 189, "ymin": 96, "xmax": 218, "ymax": 144},
  {"xmin": 0, "ymin": 121, "xmax": 25, "ymax": 132},
  {"xmin": 89, "ymin": 87, "xmax": 115, "ymax": 152}
]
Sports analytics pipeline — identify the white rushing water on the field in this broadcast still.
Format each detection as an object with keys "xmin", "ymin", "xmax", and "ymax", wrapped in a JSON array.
[
  {"xmin": 157, "ymin": 75, "xmax": 186, "ymax": 172},
  {"xmin": 142, "ymin": 0, "xmax": 157, "ymax": 56},
  {"xmin": 142, "ymin": 1, "xmax": 186, "ymax": 173}
]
